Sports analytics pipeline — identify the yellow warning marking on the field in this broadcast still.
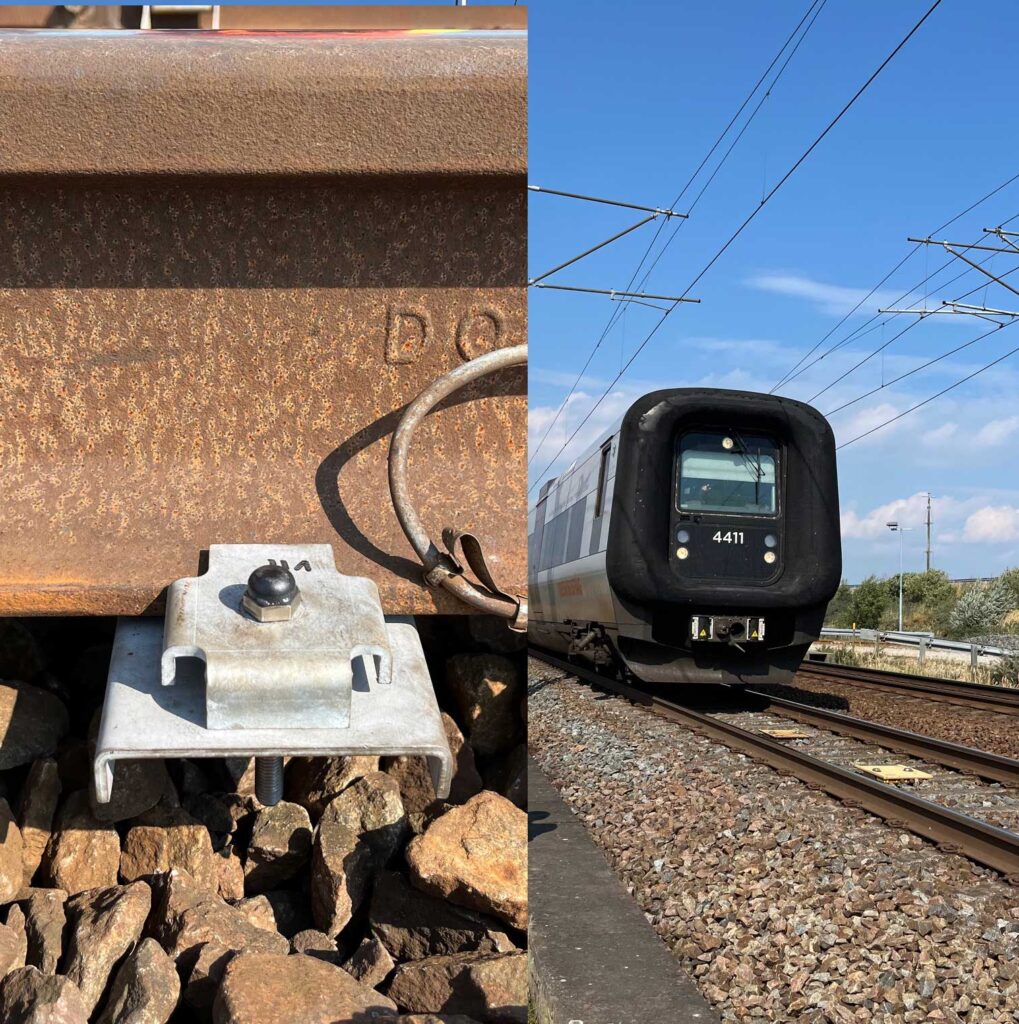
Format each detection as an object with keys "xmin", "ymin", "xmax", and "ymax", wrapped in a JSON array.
[
  {"xmin": 762, "ymin": 728, "xmax": 812, "ymax": 740},
  {"xmin": 699, "ymin": 629, "xmax": 708, "ymax": 638},
  {"xmin": 854, "ymin": 763, "xmax": 932, "ymax": 781},
  {"xmin": 751, "ymin": 630, "xmax": 759, "ymax": 638}
]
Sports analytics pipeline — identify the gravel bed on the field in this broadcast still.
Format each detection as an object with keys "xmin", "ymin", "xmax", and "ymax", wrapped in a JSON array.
[
  {"xmin": 761, "ymin": 679, "xmax": 1019, "ymax": 762},
  {"xmin": 529, "ymin": 659, "xmax": 1019, "ymax": 1024}
]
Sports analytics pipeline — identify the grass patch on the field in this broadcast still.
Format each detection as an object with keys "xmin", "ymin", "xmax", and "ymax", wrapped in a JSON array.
[{"xmin": 814, "ymin": 641, "xmax": 1019, "ymax": 688}]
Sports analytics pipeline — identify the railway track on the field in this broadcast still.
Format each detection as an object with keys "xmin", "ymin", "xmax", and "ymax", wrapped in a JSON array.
[
  {"xmin": 797, "ymin": 659, "xmax": 1019, "ymax": 715},
  {"xmin": 530, "ymin": 647, "xmax": 1019, "ymax": 880}
]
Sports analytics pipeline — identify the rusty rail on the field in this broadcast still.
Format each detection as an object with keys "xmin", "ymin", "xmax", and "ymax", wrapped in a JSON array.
[
  {"xmin": 530, "ymin": 648, "xmax": 1019, "ymax": 881},
  {"xmin": 798, "ymin": 662, "xmax": 1019, "ymax": 716},
  {"xmin": 0, "ymin": 29, "xmax": 526, "ymax": 616},
  {"xmin": 747, "ymin": 690, "xmax": 1019, "ymax": 788}
]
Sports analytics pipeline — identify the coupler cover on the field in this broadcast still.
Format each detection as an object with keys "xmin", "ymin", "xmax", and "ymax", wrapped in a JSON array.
[{"xmin": 691, "ymin": 615, "xmax": 765, "ymax": 643}]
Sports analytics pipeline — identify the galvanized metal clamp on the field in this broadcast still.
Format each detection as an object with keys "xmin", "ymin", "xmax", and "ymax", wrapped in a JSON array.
[{"xmin": 93, "ymin": 544, "xmax": 453, "ymax": 808}]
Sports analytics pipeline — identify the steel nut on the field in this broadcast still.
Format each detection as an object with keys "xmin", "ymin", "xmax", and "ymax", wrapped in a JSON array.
[{"xmin": 242, "ymin": 590, "xmax": 302, "ymax": 622}]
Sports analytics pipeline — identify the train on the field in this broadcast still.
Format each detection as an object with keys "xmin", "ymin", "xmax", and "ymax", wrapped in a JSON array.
[{"xmin": 528, "ymin": 388, "xmax": 841, "ymax": 685}]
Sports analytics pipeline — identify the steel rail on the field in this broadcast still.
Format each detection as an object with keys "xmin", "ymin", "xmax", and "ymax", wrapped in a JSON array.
[
  {"xmin": 530, "ymin": 648, "xmax": 1019, "ymax": 881},
  {"xmin": 797, "ymin": 661, "xmax": 1019, "ymax": 716},
  {"xmin": 747, "ymin": 690, "xmax": 1019, "ymax": 788}
]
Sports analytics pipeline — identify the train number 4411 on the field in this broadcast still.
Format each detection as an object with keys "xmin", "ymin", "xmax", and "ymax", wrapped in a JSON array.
[{"xmin": 712, "ymin": 531, "xmax": 744, "ymax": 544}]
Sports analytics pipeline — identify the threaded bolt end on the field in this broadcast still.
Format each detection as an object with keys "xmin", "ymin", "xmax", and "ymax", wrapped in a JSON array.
[{"xmin": 255, "ymin": 756, "xmax": 284, "ymax": 806}]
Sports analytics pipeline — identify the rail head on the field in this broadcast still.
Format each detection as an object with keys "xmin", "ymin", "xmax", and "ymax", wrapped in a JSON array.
[{"xmin": 0, "ymin": 30, "xmax": 527, "ymax": 177}]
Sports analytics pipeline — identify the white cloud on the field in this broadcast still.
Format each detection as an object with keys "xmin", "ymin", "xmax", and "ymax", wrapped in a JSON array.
[
  {"xmin": 841, "ymin": 491, "xmax": 934, "ymax": 540},
  {"xmin": 923, "ymin": 421, "xmax": 959, "ymax": 446},
  {"xmin": 973, "ymin": 416, "xmax": 1019, "ymax": 447},
  {"xmin": 528, "ymin": 385, "xmax": 642, "ymax": 484},
  {"xmin": 963, "ymin": 505, "xmax": 1019, "ymax": 543},
  {"xmin": 832, "ymin": 402, "xmax": 901, "ymax": 447},
  {"xmin": 746, "ymin": 273, "xmax": 899, "ymax": 317}
]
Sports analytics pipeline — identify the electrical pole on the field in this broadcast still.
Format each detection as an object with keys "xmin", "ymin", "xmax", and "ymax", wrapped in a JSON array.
[
  {"xmin": 887, "ymin": 521, "xmax": 912, "ymax": 632},
  {"xmin": 925, "ymin": 493, "xmax": 932, "ymax": 572}
]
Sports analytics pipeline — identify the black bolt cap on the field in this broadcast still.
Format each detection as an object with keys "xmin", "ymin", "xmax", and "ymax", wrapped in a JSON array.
[{"xmin": 245, "ymin": 564, "xmax": 299, "ymax": 607}]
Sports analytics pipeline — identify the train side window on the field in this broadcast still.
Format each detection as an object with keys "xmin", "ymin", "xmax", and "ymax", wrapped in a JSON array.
[{"xmin": 594, "ymin": 443, "xmax": 611, "ymax": 518}]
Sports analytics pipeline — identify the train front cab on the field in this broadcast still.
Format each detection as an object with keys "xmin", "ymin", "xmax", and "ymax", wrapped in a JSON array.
[{"xmin": 606, "ymin": 389, "xmax": 842, "ymax": 685}]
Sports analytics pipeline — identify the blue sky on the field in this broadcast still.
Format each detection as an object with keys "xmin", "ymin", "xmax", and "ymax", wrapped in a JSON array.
[{"xmin": 528, "ymin": 0, "xmax": 1019, "ymax": 583}]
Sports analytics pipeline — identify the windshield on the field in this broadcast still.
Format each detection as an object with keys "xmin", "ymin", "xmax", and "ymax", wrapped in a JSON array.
[{"xmin": 677, "ymin": 430, "xmax": 777, "ymax": 514}]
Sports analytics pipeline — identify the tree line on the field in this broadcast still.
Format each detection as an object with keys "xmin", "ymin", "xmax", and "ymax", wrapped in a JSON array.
[{"xmin": 825, "ymin": 569, "xmax": 1019, "ymax": 640}]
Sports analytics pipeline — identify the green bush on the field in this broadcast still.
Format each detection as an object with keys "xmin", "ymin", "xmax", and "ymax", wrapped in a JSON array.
[
  {"xmin": 998, "ymin": 567, "xmax": 1019, "ymax": 608},
  {"xmin": 847, "ymin": 576, "xmax": 890, "ymax": 629},
  {"xmin": 824, "ymin": 581, "xmax": 854, "ymax": 627},
  {"xmin": 947, "ymin": 582, "xmax": 1011, "ymax": 639}
]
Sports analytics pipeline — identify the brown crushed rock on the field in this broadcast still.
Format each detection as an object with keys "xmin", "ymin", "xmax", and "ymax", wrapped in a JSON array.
[
  {"xmin": 370, "ymin": 871, "xmax": 515, "ymax": 961},
  {"xmin": 151, "ymin": 869, "xmax": 289, "ymax": 977},
  {"xmin": 212, "ymin": 952, "xmax": 398, "ymax": 1023},
  {"xmin": 0, "ymin": 798, "xmax": 25, "ymax": 903},
  {"xmin": 0, "ymin": 965, "xmax": 89, "ymax": 1024},
  {"xmin": 213, "ymin": 845, "xmax": 246, "ymax": 902},
  {"xmin": 406, "ymin": 793, "xmax": 527, "ymax": 931},
  {"xmin": 0, "ymin": 683, "xmax": 68, "ymax": 771},
  {"xmin": 342, "ymin": 933, "xmax": 394, "ymax": 989},
  {"xmin": 0, "ymin": 905, "xmax": 27, "ymax": 976},
  {"xmin": 446, "ymin": 656, "xmax": 522, "ymax": 757},
  {"xmin": 387, "ymin": 950, "xmax": 526, "ymax": 1023},
  {"xmin": 228, "ymin": 896, "xmax": 276, "ymax": 935},
  {"xmin": 18, "ymin": 759, "xmax": 60, "ymax": 888},
  {"xmin": 94, "ymin": 937, "xmax": 179, "ymax": 1024},
  {"xmin": 21, "ymin": 889, "xmax": 66, "ymax": 975},
  {"xmin": 242, "ymin": 801, "xmax": 312, "ymax": 893},
  {"xmin": 62, "ymin": 881, "xmax": 152, "ymax": 1017},
  {"xmin": 41, "ymin": 791, "xmax": 120, "ymax": 895},
  {"xmin": 120, "ymin": 807, "xmax": 219, "ymax": 891},
  {"xmin": 283, "ymin": 755, "xmax": 380, "ymax": 821},
  {"xmin": 310, "ymin": 772, "xmax": 407, "ymax": 937}
]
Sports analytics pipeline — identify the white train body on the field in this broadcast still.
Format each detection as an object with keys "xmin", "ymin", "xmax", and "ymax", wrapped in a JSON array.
[{"xmin": 528, "ymin": 388, "xmax": 842, "ymax": 685}]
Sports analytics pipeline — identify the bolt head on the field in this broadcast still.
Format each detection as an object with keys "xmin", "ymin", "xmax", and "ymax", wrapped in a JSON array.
[{"xmin": 242, "ymin": 564, "xmax": 302, "ymax": 623}]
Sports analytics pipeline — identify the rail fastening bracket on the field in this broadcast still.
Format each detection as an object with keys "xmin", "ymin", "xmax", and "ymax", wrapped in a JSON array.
[{"xmin": 92, "ymin": 544, "xmax": 452, "ymax": 806}]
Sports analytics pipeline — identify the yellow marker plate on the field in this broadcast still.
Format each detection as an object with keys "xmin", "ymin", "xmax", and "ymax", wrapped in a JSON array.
[
  {"xmin": 762, "ymin": 728, "xmax": 812, "ymax": 739},
  {"xmin": 854, "ymin": 763, "xmax": 932, "ymax": 781}
]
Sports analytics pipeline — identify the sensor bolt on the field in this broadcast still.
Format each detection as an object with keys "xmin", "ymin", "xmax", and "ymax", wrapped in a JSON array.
[{"xmin": 242, "ymin": 564, "xmax": 302, "ymax": 622}]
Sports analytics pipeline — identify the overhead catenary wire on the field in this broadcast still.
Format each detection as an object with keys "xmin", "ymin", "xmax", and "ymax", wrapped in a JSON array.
[
  {"xmin": 526, "ymin": 0, "xmax": 828, "ymax": 470},
  {"xmin": 836, "ymin": 327, "xmax": 1019, "ymax": 450},
  {"xmin": 529, "ymin": 0, "xmax": 945, "ymax": 496},
  {"xmin": 826, "ymin": 318, "xmax": 1013, "ymax": 417},
  {"xmin": 805, "ymin": 225, "xmax": 1019, "ymax": 403},
  {"xmin": 788, "ymin": 244, "xmax": 1014, "ymax": 390},
  {"xmin": 601, "ymin": 0, "xmax": 831, "ymax": 327},
  {"xmin": 527, "ymin": 186, "xmax": 684, "ymax": 218},
  {"xmin": 770, "ymin": 169, "xmax": 1019, "ymax": 393}
]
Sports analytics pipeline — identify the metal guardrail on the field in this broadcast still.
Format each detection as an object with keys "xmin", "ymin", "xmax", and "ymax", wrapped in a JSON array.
[{"xmin": 821, "ymin": 628, "xmax": 1014, "ymax": 661}]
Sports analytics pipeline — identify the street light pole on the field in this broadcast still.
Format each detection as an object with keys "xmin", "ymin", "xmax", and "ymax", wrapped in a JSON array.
[{"xmin": 886, "ymin": 521, "xmax": 913, "ymax": 631}]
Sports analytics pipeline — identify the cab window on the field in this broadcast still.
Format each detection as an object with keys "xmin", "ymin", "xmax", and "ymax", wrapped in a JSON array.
[{"xmin": 677, "ymin": 431, "xmax": 777, "ymax": 515}]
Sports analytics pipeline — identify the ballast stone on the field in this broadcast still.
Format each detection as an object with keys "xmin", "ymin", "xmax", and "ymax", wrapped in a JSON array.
[
  {"xmin": 0, "ymin": 683, "xmax": 68, "ymax": 771},
  {"xmin": 212, "ymin": 952, "xmax": 398, "ymax": 1024},
  {"xmin": 406, "ymin": 792, "xmax": 527, "ymax": 931}
]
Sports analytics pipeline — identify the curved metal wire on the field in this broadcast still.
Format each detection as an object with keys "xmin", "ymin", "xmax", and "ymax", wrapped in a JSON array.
[{"xmin": 389, "ymin": 344, "xmax": 528, "ymax": 628}]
